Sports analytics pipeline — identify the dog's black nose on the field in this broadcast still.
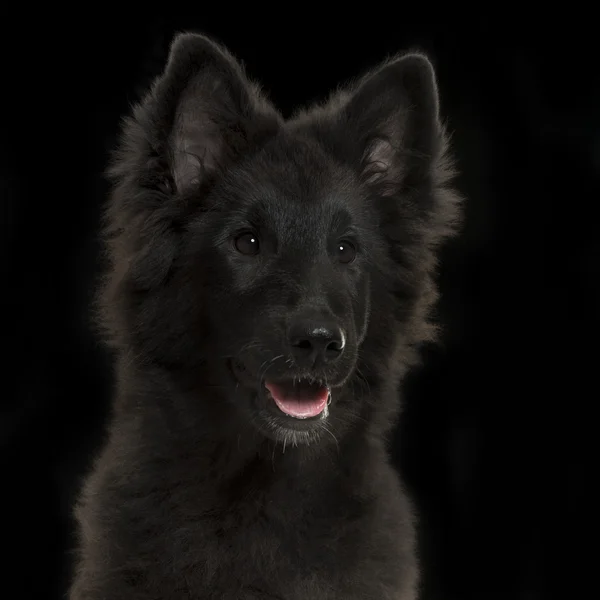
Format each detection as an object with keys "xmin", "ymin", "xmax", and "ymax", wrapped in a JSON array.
[{"xmin": 288, "ymin": 318, "xmax": 345, "ymax": 366}]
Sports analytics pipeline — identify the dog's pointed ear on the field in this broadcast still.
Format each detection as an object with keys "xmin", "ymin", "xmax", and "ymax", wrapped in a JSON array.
[
  {"xmin": 337, "ymin": 53, "xmax": 443, "ymax": 196},
  {"xmin": 128, "ymin": 32, "xmax": 281, "ymax": 196}
]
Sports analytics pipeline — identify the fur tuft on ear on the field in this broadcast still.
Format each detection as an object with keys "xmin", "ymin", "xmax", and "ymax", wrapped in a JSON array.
[
  {"xmin": 344, "ymin": 52, "xmax": 443, "ymax": 196},
  {"xmin": 110, "ymin": 32, "xmax": 281, "ymax": 198},
  {"xmin": 163, "ymin": 33, "xmax": 280, "ymax": 194},
  {"xmin": 291, "ymin": 52, "xmax": 447, "ymax": 201}
]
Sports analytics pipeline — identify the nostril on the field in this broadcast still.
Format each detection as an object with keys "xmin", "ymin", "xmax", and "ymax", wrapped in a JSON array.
[
  {"xmin": 291, "ymin": 338, "xmax": 313, "ymax": 351},
  {"xmin": 326, "ymin": 338, "xmax": 344, "ymax": 354}
]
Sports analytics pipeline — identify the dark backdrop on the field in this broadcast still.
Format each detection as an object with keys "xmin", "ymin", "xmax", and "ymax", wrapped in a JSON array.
[{"xmin": 2, "ymin": 13, "xmax": 597, "ymax": 600}]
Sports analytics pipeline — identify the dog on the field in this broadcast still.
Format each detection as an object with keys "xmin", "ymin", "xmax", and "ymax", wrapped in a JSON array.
[{"xmin": 69, "ymin": 32, "xmax": 461, "ymax": 599}]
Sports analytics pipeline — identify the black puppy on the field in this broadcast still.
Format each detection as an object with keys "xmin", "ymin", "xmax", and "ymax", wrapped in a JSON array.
[{"xmin": 69, "ymin": 32, "xmax": 461, "ymax": 599}]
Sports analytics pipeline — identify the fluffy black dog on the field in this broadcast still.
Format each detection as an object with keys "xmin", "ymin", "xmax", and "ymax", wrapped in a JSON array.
[{"xmin": 69, "ymin": 32, "xmax": 461, "ymax": 599}]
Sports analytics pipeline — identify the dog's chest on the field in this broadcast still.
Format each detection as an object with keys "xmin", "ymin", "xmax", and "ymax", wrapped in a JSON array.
[{"xmin": 164, "ymin": 474, "xmax": 378, "ymax": 597}]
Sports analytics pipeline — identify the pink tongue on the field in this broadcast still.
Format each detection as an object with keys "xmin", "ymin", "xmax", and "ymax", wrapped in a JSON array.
[{"xmin": 265, "ymin": 382, "xmax": 329, "ymax": 418}]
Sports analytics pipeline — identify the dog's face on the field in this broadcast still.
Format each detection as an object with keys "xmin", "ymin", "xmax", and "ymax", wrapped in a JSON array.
[
  {"xmin": 102, "ymin": 34, "xmax": 460, "ymax": 446},
  {"xmin": 187, "ymin": 139, "xmax": 373, "ymax": 443}
]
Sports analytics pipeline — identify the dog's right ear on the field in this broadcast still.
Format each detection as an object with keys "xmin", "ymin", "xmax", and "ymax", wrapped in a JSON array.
[{"xmin": 117, "ymin": 33, "xmax": 281, "ymax": 196}]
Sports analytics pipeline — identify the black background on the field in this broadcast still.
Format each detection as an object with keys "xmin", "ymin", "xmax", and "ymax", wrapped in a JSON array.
[{"xmin": 2, "ymin": 13, "xmax": 598, "ymax": 600}]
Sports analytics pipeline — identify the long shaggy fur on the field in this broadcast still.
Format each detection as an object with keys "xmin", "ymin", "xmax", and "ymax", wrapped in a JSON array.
[{"xmin": 70, "ymin": 31, "xmax": 462, "ymax": 600}]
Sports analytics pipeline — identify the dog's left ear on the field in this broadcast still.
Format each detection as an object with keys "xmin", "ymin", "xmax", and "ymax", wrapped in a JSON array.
[{"xmin": 336, "ymin": 53, "xmax": 444, "ymax": 196}]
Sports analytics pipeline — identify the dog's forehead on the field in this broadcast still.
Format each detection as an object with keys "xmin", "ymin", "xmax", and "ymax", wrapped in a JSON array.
[
  {"xmin": 233, "ymin": 137, "xmax": 365, "ymax": 233},
  {"xmin": 235, "ymin": 177, "xmax": 362, "ymax": 243},
  {"xmin": 269, "ymin": 190, "xmax": 350, "ymax": 241}
]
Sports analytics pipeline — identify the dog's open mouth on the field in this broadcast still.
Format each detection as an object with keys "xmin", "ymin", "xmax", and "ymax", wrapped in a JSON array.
[{"xmin": 264, "ymin": 379, "xmax": 330, "ymax": 419}]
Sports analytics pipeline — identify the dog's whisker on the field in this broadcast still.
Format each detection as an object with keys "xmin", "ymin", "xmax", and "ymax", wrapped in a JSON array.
[
  {"xmin": 256, "ymin": 354, "xmax": 284, "ymax": 389},
  {"xmin": 319, "ymin": 422, "xmax": 340, "ymax": 453}
]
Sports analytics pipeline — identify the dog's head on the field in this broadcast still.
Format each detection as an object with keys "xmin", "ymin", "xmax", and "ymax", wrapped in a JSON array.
[{"xmin": 100, "ymin": 33, "xmax": 461, "ymax": 446}]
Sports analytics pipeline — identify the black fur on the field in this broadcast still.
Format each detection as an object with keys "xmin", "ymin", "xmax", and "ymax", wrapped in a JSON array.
[{"xmin": 70, "ymin": 32, "xmax": 461, "ymax": 599}]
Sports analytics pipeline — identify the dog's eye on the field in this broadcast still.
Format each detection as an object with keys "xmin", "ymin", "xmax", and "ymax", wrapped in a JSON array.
[
  {"xmin": 234, "ymin": 232, "xmax": 260, "ymax": 256},
  {"xmin": 335, "ymin": 240, "xmax": 357, "ymax": 264}
]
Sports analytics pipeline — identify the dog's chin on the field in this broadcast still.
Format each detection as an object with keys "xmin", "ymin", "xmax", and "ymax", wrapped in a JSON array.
[{"xmin": 229, "ymin": 359, "xmax": 342, "ymax": 446}]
